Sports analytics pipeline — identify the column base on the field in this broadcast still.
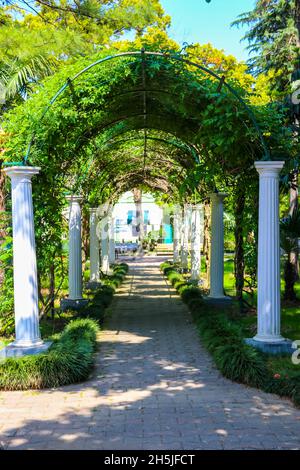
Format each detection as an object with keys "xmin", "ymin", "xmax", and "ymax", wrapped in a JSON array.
[
  {"xmin": 85, "ymin": 281, "xmax": 102, "ymax": 291},
  {"xmin": 207, "ymin": 294, "xmax": 232, "ymax": 300},
  {"xmin": 60, "ymin": 298, "xmax": 89, "ymax": 311},
  {"xmin": 204, "ymin": 295, "xmax": 232, "ymax": 307},
  {"xmin": 0, "ymin": 341, "xmax": 52, "ymax": 359},
  {"xmin": 189, "ymin": 278, "xmax": 204, "ymax": 286},
  {"xmin": 245, "ymin": 337, "xmax": 294, "ymax": 355}
]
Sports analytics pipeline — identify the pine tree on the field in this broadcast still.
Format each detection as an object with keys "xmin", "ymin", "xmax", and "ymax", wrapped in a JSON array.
[{"xmin": 234, "ymin": 0, "xmax": 300, "ymax": 300}]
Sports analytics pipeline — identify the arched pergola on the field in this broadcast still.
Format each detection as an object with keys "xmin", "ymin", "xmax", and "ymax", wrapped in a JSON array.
[{"xmin": 1, "ymin": 49, "xmax": 290, "ymax": 357}]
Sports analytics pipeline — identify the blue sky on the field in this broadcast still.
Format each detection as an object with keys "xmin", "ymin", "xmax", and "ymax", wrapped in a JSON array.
[{"xmin": 160, "ymin": 0, "xmax": 256, "ymax": 61}]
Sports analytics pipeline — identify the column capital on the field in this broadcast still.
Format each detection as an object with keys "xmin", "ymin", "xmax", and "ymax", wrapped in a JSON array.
[
  {"xmin": 255, "ymin": 161, "xmax": 284, "ymax": 176},
  {"xmin": 97, "ymin": 201, "xmax": 110, "ymax": 217},
  {"xmin": 89, "ymin": 207, "xmax": 98, "ymax": 214},
  {"xmin": 3, "ymin": 166, "xmax": 41, "ymax": 180},
  {"xmin": 209, "ymin": 192, "xmax": 228, "ymax": 201},
  {"xmin": 66, "ymin": 194, "xmax": 82, "ymax": 204},
  {"xmin": 191, "ymin": 203, "xmax": 203, "ymax": 210}
]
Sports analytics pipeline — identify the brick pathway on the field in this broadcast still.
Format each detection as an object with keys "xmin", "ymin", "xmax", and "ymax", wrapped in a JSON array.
[{"xmin": 1, "ymin": 256, "xmax": 300, "ymax": 450}]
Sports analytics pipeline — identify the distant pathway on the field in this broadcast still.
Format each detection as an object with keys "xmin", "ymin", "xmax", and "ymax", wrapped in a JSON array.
[{"xmin": 1, "ymin": 256, "xmax": 300, "ymax": 450}]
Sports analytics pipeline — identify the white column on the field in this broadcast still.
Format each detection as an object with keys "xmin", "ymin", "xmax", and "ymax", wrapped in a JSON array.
[
  {"xmin": 181, "ymin": 204, "xmax": 190, "ymax": 270},
  {"xmin": 108, "ymin": 207, "xmax": 115, "ymax": 265},
  {"xmin": 173, "ymin": 205, "xmax": 182, "ymax": 263},
  {"xmin": 67, "ymin": 195, "xmax": 83, "ymax": 300},
  {"xmin": 253, "ymin": 161, "xmax": 285, "ymax": 343},
  {"xmin": 99, "ymin": 214, "xmax": 110, "ymax": 274},
  {"xmin": 89, "ymin": 208, "xmax": 100, "ymax": 282},
  {"xmin": 209, "ymin": 192, "xmax": 227, "ymax": 298},
  {"xmin": 191, "ymin": 204, "xmax": 202, "ymax": 281},
  {"xmin": 2, "ymin": 166, "xmax": 49, "ymax": 355}
]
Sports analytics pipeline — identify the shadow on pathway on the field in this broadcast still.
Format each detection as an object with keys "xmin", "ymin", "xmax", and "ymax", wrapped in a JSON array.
[{"xmin": 0, "ymin": 256, "xmax": 300, "ymax": 450}]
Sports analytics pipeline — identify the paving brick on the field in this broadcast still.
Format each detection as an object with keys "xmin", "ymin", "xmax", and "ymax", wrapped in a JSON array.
[{"xmin": 1, "ymin": 257, "xmax": 300, "ymax": 450}]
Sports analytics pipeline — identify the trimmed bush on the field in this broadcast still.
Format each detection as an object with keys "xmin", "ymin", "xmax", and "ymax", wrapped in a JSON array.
[
  {"xmin": 0, "ymin": 263, "xmax": 128, "ymax": 391},
  {"xmin": 0, "ymin": 318, "xmax": 99, "ymax": 390},
  {"xmin": 160, "ymin": 260, "xmax": 300, "ymax": 404},
  {"xmin": 214, "ymin": 341, "xmax": 268, "ymax": 387},
  {"xmin": 180, "ymin": 286, "xmax": 203, "ymax": 306},
  {"xmin": 168, "ymin": 271, "xmax": 184, "ymax": 287},
  {"xmin": 81, "ymin": 263, "xmax": 128, "ymax": 322}
]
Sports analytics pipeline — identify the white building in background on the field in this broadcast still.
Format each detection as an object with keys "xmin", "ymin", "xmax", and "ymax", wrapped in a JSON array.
[{"xmin": 113, "ymin": 192, "xmax": 172, "ymax": 243}]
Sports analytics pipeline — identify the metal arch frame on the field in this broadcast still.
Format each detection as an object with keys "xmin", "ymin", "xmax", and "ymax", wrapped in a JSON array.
[
  {"xmin": 68, "ymin": 128, "xmax": 199, "ymax": 194},
  {"xmin": 95, "ymin": 167, "xmax": 185, "ymax": 199},
  {"xmin": 99, "ymin": 135, "xmax": 200, "ymax": 164},
  {"xmin": 13, "ymin": 49, "xmax": 270, "ymax": 166},
  {"xmin": 76, "ymin": 144, "xmax": 190, "ymax": 195}
]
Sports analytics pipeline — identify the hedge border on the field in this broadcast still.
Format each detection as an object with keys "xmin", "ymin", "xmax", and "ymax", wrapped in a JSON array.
[
  {"xmin": 160, "ymin": 261, "xmax": 300, "ymax": 408},
  {"xmin": 0, "ymin": 262, "xmax": 129, "ymax": 390}
]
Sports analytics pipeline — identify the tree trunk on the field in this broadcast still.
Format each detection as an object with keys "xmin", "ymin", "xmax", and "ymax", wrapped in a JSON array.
[
  {"xmin": 49, "ymin": 262, "xmax": 55, "ymax": 319},
  {"xmin": 290, "ymin": 0, "xmax": 300, "ymax": 277},
  {"xmin": 284, "ymin": 260, "xmax": 297, "ymax": 301},
  {"xmin": 234, "ymin": 187, "xmax": 245, "ymax": 305},
  {"xmin": 202, "ymin": 199, "xmax": 211, "ymax": 288}
]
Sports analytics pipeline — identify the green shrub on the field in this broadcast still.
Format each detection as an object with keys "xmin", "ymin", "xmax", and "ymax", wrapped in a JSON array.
[
  {"xmin": 214, "ymin": 342, "xmax": 268, "ymax": 387},
  {"xmin": 181, "ymin": 286, "xmax": 203, "ymax": 306},
  {"xmin": 188, "ymin": 298, "xmax": 202, "ymax": 313},
  {"xmin": 161, "ymin": 260, "xmax": 300, "ymax": 407},
  {"xmin": 160, "ymin": 261, "xmax": 173, "ymax": 272},
  {"xmin": 0, "ymin": 318, "xmax": 99, "ymax": 390},
  {"xmin": 168, "ymin": 272, "xmax": 183, "ymax": 286}
]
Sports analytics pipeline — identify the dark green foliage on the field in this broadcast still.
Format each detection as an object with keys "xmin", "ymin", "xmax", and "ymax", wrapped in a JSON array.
[
  {"xmin": 167, "ymin": 271, "xmax": 183, "ymax": 287},
  {"xmin": 214, "ymin": 342, "xmax": 267, "ymax": 387},
  {"xmin": 280, "ymin": 210, "xmax": 300, "ymax": 300},
  {"xmin": 0, "ymin": 318, "xmax": 99, "ymax": 390},
  {"xmin": 0, "ymin": 263, "xmax": 128, "ymax": 390},
  {"xmin": 262, "ymin": 357, "xmax": 300, "ymax": 406},
  {"xmin": 188, "ymin": 298, "xmax": 205, "ymax": 314},
  {"xmin": 163, "ymin": 266, "xmax": 175, "ymax": 276},
  {"xmin": 194, "ymin": 305, "xmax": 274, "ymax": 389},
  {"xmin": 180, "ymin": 286, "xmax": 203, "ymax": 306},
  {"xmin": 233, "ymin": 0, "xmax": 300, "ymax": 92},
  {"xmin": 0, "ymin": 227, "xmax": 14, "ymax": 336},
  {"xmin": 82, "ymin": 263, "xmax": 128, "ymax": 322}
]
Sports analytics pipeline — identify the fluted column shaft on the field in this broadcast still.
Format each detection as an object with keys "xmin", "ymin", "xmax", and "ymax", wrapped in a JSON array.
[
  {"xmin": 67, "ymin": 195, "xmax": 83, "ymax": 300},
  {"xmin": 4, "ymin": 166, "xmax": 42, "ymax": 347},
  {"xmin": 181, "ymin": 205, "xmax": 190, "ymax": 270},
  {"xmin": 191, "ymin": 204, "xmax": 202, "ymax": 281},
  {"xmin": 108, "ymin": 208, "xmax": 115, "ymax": 265},
  {"xmin": 99, "ymin": 213, "xmax": 110, "ymax": 274},
  {"xmin": 209, "ymin": 193, "xmax": 227, "ymax": 298},
  {"xmin": 89, "ymin": 208, "xmax": 100, "ymax": 282},
  {"xmin": 173, "ymin": 205, "xmax": 182, "ymax": 264},
  {"xmin": 254, "ymin": 161, "xmax": 285, "ymax": 342}
]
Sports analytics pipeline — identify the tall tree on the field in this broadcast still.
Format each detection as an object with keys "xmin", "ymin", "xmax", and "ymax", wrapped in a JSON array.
[{"xmin": 234, "ymin": 0, "xmax": 300, "ymax": 299}]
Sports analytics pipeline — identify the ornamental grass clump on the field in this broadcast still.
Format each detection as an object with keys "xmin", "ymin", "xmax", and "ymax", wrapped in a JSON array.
[
  {"xmin": 160, "ymin": 261, "xmax": 300, "ymax": 406},
  {"xmin": 180, "ymin": 286, "xmax": 203, "ymax": 306},
  {"xmin": 168, "ymin": 271, "xmax": 184, "ymax": 287},
  {"xmin": 214, "ymin": 341, "xmax": 268, "ymax": 388},
  {"xmin": 0, "ymin": 318, "xmax": 99, "ymax": 391}
]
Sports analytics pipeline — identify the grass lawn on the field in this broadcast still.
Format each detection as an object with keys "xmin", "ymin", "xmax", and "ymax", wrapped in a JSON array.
[{"xmin": 223, "ymin": 257, "xmax": 300, "ymax": 341}]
